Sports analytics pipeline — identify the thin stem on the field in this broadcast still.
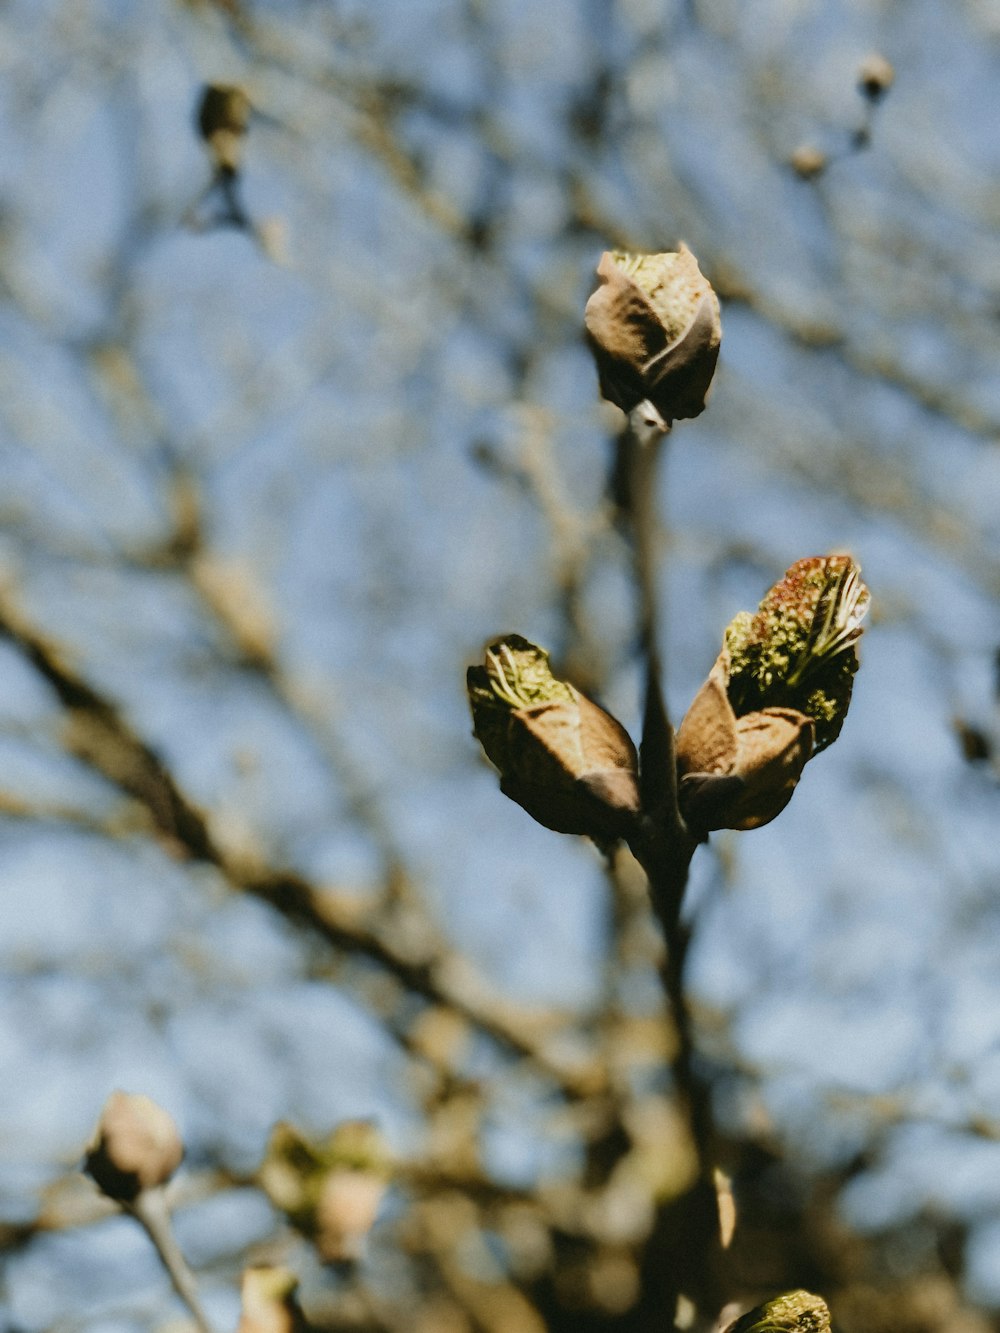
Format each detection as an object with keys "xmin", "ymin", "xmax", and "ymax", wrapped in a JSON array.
[
  {"xmin": 626, "ymin": 400, "xmax": 671, "ymax": 669},
  {"xmin": 620, "ymin": 400, "xmax": 723, "ymax": 1327},
  {"xmin": 128, "ymin": 1188, "xmax": 214, "ymax": 1333}
]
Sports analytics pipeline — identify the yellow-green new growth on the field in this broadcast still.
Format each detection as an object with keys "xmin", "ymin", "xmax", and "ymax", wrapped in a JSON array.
[
  {"xmin": 474, "ymin": 637, "xmax": 575, "ymax": 712},
  {"xmin": 725, "ymin": 555, "xmax": 869, "ymax": 752},
  {"xmin": 725, "ymin": 1289, "xmax": 830, "ymax": 1333}
]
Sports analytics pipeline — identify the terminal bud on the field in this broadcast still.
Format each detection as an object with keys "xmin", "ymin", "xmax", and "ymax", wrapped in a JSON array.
[{"xmin": 584, "ymin": 245, "xmax": 721, "ymax": 423}]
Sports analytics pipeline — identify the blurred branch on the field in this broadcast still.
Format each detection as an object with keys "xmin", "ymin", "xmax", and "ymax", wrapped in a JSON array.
[{"xmin": 0, "ymin": 589, "xmax": 605, "ymax": 1099}]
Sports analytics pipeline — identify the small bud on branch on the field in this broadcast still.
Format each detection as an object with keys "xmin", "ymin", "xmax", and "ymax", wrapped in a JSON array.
[
  {"xmin": 196, "ymin": 84, "xmax": 251, "ymax": 176},
  {"xmin": 584, "ymin": 245, "xmax": 721, "ymax": 424},
  {"xmin": 85, "ymin": 1091, "xmax": 184, "ymax": 1204},
  {"xmin": 676, "ymin": 556, "xmax": 869, "ymax": 833},
  {"xmin": 857, "ymin": 53, "xmax": 894, "ymax": 102},
  {"xmin": 260, "ymin": 1120, "xmax": 391, "ymax": 1265},
  {"xmin": 467, "ymin": 636, "xmax": 641, "ymax": 842}
]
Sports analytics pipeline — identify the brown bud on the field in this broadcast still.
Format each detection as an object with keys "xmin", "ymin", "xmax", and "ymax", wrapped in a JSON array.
[
  {"xmin": 675, "ymin": 652, "xmax": 814, "ymax": 834},
  {"xmin": 789, "ymin": 144, "xmax": 827, "ymax": 180},
  {"xmin": 584, "ymin": 246, "xmax": 721, "ymax": 423},
  {"xmin": 84, "ymin": 1091, "xmax": 184, "ymax": 1203},
  {"xmin": 857, "ymin": 53, "xmax": 894, "ymax": 101},
  {"xmin": 468, "ymin": 636, "xmax": 641, "ymax": 842},
  {"xmin": 196, "ymin": 84, "xmax": 251, "ymax": 175}
]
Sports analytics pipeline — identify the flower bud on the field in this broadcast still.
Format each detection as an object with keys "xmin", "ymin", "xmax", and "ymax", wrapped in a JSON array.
[
  {"xmin": 676, "ymin": 555, "xmax": 868, "ymax": 834},
  {"xmin": 315, "ymin": 1169, "xmax": 387, "ymax": 1263},
  {"xmin": 789, "ymin": 145, "xmax": 827, "ymax": 180},
  {"xmin": 584, "ymin": 245, "xmax": 721, "ymax": 423},
  {"xmin": 260, "ymin": 1120, "xmax": 390, "ymax": 1265},
  {"xmin": 724, "ymin": 1289, "xmax": 830, "ymax": 1333},
  {"xmin": 724, "ymin": 554, "xmax": 869, "ymax": 753},
  {"xmin": 196, "ymin": 84, "xmax": 251, "ymax": 175},
  {"xmin": 84, "ymin": 1091, "xmax": 184, "ymax": 1203},
  {"xmin": 676, "ymin": 653, "xmax": 814, "ymax": 834},
  {"xmin": 857, "ymin": 53, "xmax": 894, "ymax": 102},
  {"xmin": 238, "ymin": 1266, "xmax": 303, "ymax": 1333},
  {"xmin": 467, "ymin": 636, "xmax": 641, "ymax": 842}
]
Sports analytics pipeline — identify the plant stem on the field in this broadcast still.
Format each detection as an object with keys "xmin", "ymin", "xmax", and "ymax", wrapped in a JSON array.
[
  {"xmin": 128, "ymin": 1188, "xmax": 214, "ymax": 1333},
  {"xmin": 621, "ymin": 400, "xmax": 722, "ymax": 1328}
]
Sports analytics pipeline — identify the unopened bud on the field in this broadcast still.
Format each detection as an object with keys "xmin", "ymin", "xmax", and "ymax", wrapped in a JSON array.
[
  {"xmin": 315, "ymin": 1169, "xmax": 387, "ymax": 1263},
  {"xmin": 584, "ymin": 245, "xmax": 721, "ymax": 423},
  {"xmin": 467, "ymin": 635, "xmax": 641, "ymax": 842},
  {"xmin": 676, "ymin": 555, "xmax": 868, "ymax": 833},
  {"xmin": 238, "ymin": 1266, "xmax": 303, "ymax": 1333},
  {"xmin": 260, "ymin": 1120, "xmax": 390, "ymax": 1264},
  {"xmin": 789, "ymin": 144, "xmax": 827, "ymax": 180},
  {"xmin": 196, "ymin": 84, "xmax": 251, "ymax": 175},
  {"xmin": 84, "ymin": 1091, "xmax": 183, "ymax": 1203},
  {"xmin": 724, "ymin": 1290, "xmax": 830, "ymax": 1333},
  {"xmin": 857, "ymin": 53, "xmax": 894, "ymax": 101}
]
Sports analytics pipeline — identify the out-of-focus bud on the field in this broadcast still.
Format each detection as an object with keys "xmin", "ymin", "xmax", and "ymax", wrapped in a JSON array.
[
  {"xmin": 584, "ymin": 245, "xmax": 721, "ymax": 423},
  {"xmin": 789, "ymin": 144, "xmax": 827, "ymax": 180},
  {"xmin": 315, "ymin": 1168, "xmax": 387, "ymax": 1263},
  {"xmin": 723, "ymin": 1289, "xmax": 831, "ymax": 1333},
  {"xmin": 196, "ymin": 84, "xmax": 252, "ymax": 175},
  {"xmin": 84, "ymin": 1091, "xmax": 184, "ymax": 1203},
  {"xmin": 260, "ymin": 1120, "xmax": 390, "ymax": 1265},
  {"xmin": 857, "ymin": 53, "xmax": 895, "ymax": 101},
  {"xmin": 676, "ymin": 555, "xmax": 869, "ymax": 834},
  {"xmin": 238, "ymin": 1266, "xmax": 304, "ymax": 1333},
  {"xmin": 467, "ymin": 635, "xmax": 641, "ymax": 842}
]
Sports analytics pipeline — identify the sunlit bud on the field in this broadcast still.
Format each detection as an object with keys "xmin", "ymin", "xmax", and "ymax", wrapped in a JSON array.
[
  {"xmin": 857, "ymin": 53, "xmax": 895, "ymax": 101},
  {"xmin": 84, "ymin": 1091, "xmax": 184, "ymax": 1203},
  {"xmin": 196, "ymin": 84, "xmax": 251, "ymax": 175},
  {"xmin": 724, "ymin": 1289, "xmax": 831, "ymax": 1333},
  {"xmin": 676, "ymin": 556, "xmax": 868, "ymax": 834},
  {"xmin": 315, "ymin": 1169, "xmax": 387, "ymax": 1263},
  {"xmin": 789, "ymin": 144, "xmax": 827, "ymax": 180},
  {"xmin": 238, "ymin": 1266, "xmax": 304, "ymax": 1333},
  {"xmin": 260, "ymin": 1120, "xmax": 390, "ymax": 1264},
  {"xmin": 724, "ymin": 554, "xmax": 869, "ymax": 753},
  {"xmin": 467, "ymin": 635, "xmax": 641, "ymax": 842},
  {"xmin": 675, "ymin": 655, "xmax": 814, "ymax": 834},
  {"xmin": 584, "ymin": 245, "xmax": 721, "ymax": 423}
]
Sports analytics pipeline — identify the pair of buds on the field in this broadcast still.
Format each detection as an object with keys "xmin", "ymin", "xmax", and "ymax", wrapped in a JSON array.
[{"xmin": 467, "ymin": 556, "xmax": 869, "ymax": 843}]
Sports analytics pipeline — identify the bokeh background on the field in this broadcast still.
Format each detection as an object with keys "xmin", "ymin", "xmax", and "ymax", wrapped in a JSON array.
[{"xmin": 2, "ymin": 0, "xmax": 1000, "ymax": 1329}]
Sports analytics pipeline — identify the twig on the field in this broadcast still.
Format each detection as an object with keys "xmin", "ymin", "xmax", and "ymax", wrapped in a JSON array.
[
  {"xmin": 616, "ymin": 401, "xmax": 722, "ymax": 1326},
  {"xmin": 127, "ymin": 1188, "xmax": 213, "ymax": 1333}
]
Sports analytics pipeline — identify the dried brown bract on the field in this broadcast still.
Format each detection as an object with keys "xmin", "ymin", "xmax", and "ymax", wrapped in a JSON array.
[{"xmin": 676, "ymin": 650, "xmax": 814, "ymax": 834}]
